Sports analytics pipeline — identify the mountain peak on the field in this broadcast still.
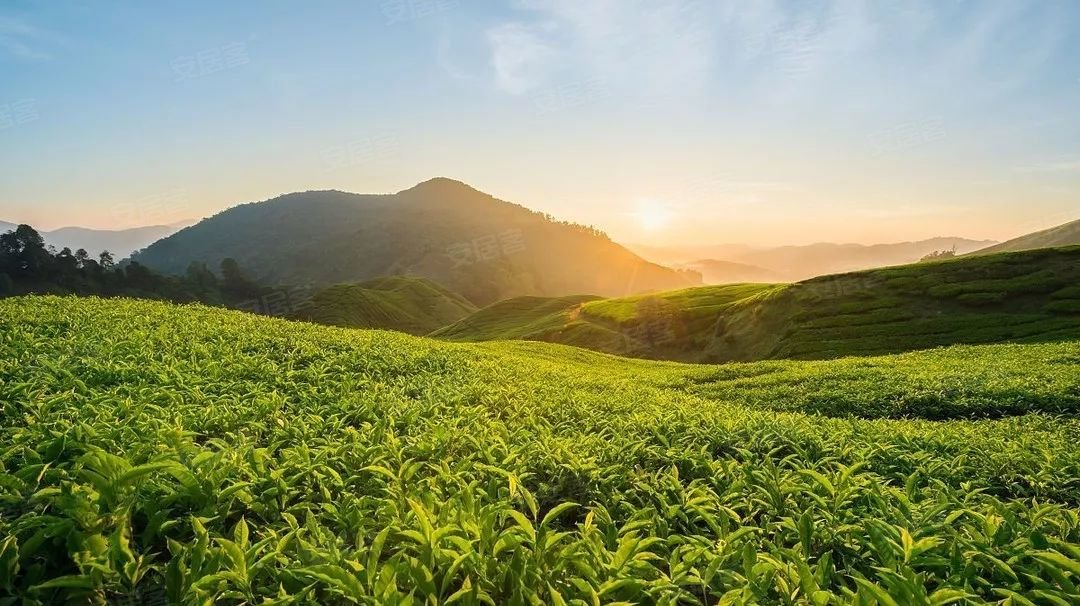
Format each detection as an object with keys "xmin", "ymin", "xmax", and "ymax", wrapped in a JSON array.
[{"xmin": 400, "ymin": 177, "xmax": 481, "ymax": 196}]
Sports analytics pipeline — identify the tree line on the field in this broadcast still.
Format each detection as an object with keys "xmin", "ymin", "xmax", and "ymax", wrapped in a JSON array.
[{"xmin": 0, "ymin": 224, "xmax": 262, "ymax": 305}]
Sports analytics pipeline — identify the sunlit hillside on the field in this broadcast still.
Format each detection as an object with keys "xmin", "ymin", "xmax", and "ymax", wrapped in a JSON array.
[
  {"xmin": 438, "ymin": 246, "xmax": 1080, "ymax": 361},
  {"xmin": 292, "ymin": 276, "xmax": 477, "ymax": 335},
  {"xmin": 131, "ymin": 179, "xmax": 698, "ymax": 305}
]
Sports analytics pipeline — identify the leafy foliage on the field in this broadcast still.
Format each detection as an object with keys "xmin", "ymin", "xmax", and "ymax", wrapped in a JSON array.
[
  {"xmin": 295, "ymin": 277, "xmax": 477, "ymax": 335},
  {"xmin": 0, "ymin": 224, "xmax": 228, "ymax": 305},
  {"xmin": 430, "ymin": 294, "xmax": 606, "ymax": 342},
  {"xmin": 1, "ymin": 296, "xmax": 1078, "ymax": 604}
]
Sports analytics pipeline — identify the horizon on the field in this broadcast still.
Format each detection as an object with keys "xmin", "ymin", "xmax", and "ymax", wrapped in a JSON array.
[
  {"xmin": 2, "ymin": 175, "xmax": 1072, "ymax": 248},
  {"xmin": 3, "ymin": 1, "xmax": 1080, "ymax": 246},
  {"xmin": 0, "ymin": 174, "xmax": 1073, "ymax": 248}
]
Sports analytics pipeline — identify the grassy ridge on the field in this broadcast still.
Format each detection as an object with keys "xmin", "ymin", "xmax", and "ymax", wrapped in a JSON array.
[
  {"xmin": 580, "ymin": 283, "xmax": 781, "ymax": 323},
  {"xmin": 430, "ymin": 294, "xmax": 600, "ymax": 341},
  {"xmin": 434, "ymin": 284, "xmax": 782, "ymax": 357},
  {"xmin": 439, "ymin": 246, "xmax": 1080, "ymax": 362},
  {"xmin": 969, "ymin": 217, "xmax": 1080, "ymax": 256},
  {"xmin": 725, "ymin": 245, "xmax": 1080, "ymax": 361},
  {"xmin": 1, "ymin": 296, "xmax": 1079, "ymax": 603},
  {"xmin": 293, "ymin": 276, "xmax": 477, "ymax": 335}
]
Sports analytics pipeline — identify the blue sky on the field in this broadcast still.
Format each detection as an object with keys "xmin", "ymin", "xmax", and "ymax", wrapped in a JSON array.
[{"xmin": 1, "ymin": 0, "xmax": 1079, "ymax": 245}]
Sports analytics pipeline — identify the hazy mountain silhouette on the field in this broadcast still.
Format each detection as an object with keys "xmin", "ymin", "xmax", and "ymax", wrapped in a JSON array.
[
  {"xmin": 678, "ymin": 259, "xmax": 784, "ymax": 284},
  {"xmin": 624, "ymin": 243, "xmax": 757, "ymax": 265},
  {"xmin": 628, "ymin": 237, "xmax": 996, "ymax": 283},
  {"xmin": 0, "ymin": 220, "xmax": 190, "ymax": 258},
  {"xmin": 131, "ymin": 178, "xmax": 698, "ymax": 305},
  {"xmin": 969, "ymin": 217, "xmax": 1080, "ymax": 256}
]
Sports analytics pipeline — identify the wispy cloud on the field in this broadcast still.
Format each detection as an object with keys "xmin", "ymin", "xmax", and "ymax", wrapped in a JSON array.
[
  {"xmin": 0, "ymin": 15, "xmax": 54, "ymax": 60},
  {"xmin": 721, "ymin": 0, "xmax": 880, "ymax": 102},
  {"xmin": 484, "ymin": 0, "xmax": 716, "ymax": 98},
  {"xmin": 486, "ymin": 21, "xmax": 558, "ymax": 94},
  {"xmin": 481, "ymin": 1, "xmax": 887, "ymax": 103}
]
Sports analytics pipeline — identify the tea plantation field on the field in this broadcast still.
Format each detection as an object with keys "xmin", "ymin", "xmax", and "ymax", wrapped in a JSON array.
[
  {"xmin": 293, "ymin": 277, "xmax": 477, "ymax": 335},
  {"xmin": 1, "ymin": 296, "xmax": 1079, "ymax": 604}
]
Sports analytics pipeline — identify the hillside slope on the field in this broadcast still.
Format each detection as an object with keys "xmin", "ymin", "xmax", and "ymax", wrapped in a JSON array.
[
  {"xmin": 429, "ymin": 294, "xmax": 630, "ymax": 350},
  {"xmin": 441, "ymin": 246, "xmax": 1080, "ymax": 362},
  {"xmin": 708, "ymin": 245, "xmax": 1080, "ymax": 361},
  {"xmin": 969, "ymin": 216, "xmax": 1080, "ymax": 255},
  {"xmin": 130, "ymin": 178, "xmax": 697, "ymax": 305},
  {"xmin": 1, "ymin": 296, "xmax": 1078, "ymax": 602},
  {"xmin": 291, "ymin": 276, "xmax": 476, "ymax": 334}
]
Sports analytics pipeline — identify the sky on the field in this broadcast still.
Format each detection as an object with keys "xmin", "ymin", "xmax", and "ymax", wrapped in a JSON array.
[{"xmin": 1, "ymin": 0, "xmax": 1079, "ymax": 246}]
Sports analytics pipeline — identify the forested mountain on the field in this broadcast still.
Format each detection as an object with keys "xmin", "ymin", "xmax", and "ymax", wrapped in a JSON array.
[
  {"xmin": 969, "ymin": 217, "xmax": 1080, "ymax": 255},
  {"xmin": 131, "ymin": 178, "xmax": 698, "ymax": 305}
]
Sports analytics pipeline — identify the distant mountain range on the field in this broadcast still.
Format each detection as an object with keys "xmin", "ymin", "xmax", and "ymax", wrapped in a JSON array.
[
  {"xmin": 676, "ymin": 259, "xmax": 785, "ymax": 284},
  {"xmin": 131, "ymin": 178, "xmax": 699, "ymax": 305},
  {"xmin": 0, "ymin": 220, "xmax": 191, "ymax": 258},
  {"xmin": 969, "ymin": 217, "xmax": 1080, "ymax": 256},
  {"xmin": 627, "ymin": 237, "xmax": 997, "ymax": 283}
]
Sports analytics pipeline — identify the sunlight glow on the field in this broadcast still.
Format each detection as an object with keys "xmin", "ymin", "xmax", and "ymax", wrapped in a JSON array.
[{"xmin": 632, "ymin": 199, "xmax": 675, "ymax": 232}]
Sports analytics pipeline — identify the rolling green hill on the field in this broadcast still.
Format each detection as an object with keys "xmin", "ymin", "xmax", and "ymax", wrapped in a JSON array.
[
  {"xmin": 434, "ymin": 283, "xmax": 782, "ymax": 358},
  {"xmin": 291, "ymin": 276, "xmax": 476, "ymax": 335},
  {"xmin": 130, "ymin": 178, "xmax": 697, "ymax": 305},
  {"xmin": 969, "ymin": 216, "xmax": 1080, "ymax": 255},
  {"xmin": 429, "ymin": 294, "xmax": 609, "ymax": 344},
  {"xmin": 1, "ymin": 296, "xmax": 1078, "ymax": 603},
  {"xmin": 439, "ymin": 246, "xmax": 1080, "ymax": 362}
]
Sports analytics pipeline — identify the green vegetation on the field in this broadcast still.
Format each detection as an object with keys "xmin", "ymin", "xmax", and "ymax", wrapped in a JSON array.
[
  {"xmin": 0, "ymin": 223, "xmax": 252, "ymax": 306},
  {"xmin": 2, "ymin": 296, "xmax": 1079, "ymax": 603},
  {"xmin": 440, "ymin": 246, "xmax": 1080, "ymax": 363},
  {"xmin": 431, "ymin": 294, "xmax": 606, "ymax": 340},
  {"xmin": 132, "ymin": 178, "xmax": 698, "ymax": 305},
  {"xmin": 293, "ymin": 277, "xmax": 476, "ymax": 335},
  {"xmin": 581, "ymin": 283, "xmax": 781, "ymax": 324},
  {"xmin": 434, "ymin": 285, "xmax": 782, "ymax": 357},
  {"xmin": 727, "ymin": 245, "xmax": 1080, "ymax": 362},
  {"xmin": 970, "ymin": 217, "xmax": 1080, "ymax": 256}
]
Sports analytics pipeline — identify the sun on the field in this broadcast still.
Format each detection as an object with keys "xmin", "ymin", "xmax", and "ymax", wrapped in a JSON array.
[{"xmin": 632, "ymin": 199, "xmax": 675, "ymax": 231}]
